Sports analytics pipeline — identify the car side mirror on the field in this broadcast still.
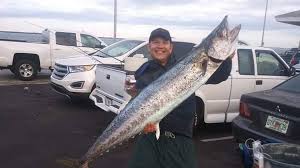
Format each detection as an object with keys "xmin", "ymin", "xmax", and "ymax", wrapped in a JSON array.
[
  {"xmin": 124, "ymin": 56, "xmax": 148, "ymax": 72},
  {"xmin": 288, "ymin": 66, "xmax": 296, "ymax": 76}
]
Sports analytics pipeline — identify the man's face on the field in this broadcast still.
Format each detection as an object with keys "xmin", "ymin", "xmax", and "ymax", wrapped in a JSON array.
[{"xmin": 148, "ymin": 37, "xmax": 173, "ymax": 65}]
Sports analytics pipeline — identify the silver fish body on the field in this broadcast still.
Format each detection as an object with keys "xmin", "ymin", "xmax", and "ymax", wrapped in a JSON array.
[{"xmin": 63, "ymin": 16, "xmax": 241, "ymax": 167}]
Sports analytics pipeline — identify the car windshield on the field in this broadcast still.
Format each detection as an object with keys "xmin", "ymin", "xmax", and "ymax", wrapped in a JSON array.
[
  {"xmin": 275, "ymin": 74, "xmax": 300, "ymax": 93},
  {"xmin": 98, "ymin": 37, "xmax": 124, "ymax": 46},
  {"xmin": 94, "ymin": 40, "xmax": 144, "ymax": 58}
]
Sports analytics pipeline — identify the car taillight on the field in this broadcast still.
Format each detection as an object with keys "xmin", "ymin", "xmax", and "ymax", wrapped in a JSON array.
[{"xmin": 239, "ymin": 101, "xmax": 251, "ymax": 118}]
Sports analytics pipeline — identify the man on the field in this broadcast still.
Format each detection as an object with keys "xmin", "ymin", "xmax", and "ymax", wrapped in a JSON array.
[{"xmin": 127, "ymin": 28, "xmax": 232, "ymax": 168}]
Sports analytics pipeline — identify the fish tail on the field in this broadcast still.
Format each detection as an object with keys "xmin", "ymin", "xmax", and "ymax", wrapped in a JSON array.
[{"xmin": 56, "ymin": 157, "xmax": 87, "ymax": 168}]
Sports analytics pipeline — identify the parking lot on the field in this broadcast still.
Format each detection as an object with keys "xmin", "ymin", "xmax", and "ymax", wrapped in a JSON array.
[
  {"xmin": 0, "ymin": 70, "xmax": 243, "ymax": 168},
  {"xmin": 0, "ymin": 70, "xmax": 51, "ymax": 86}
]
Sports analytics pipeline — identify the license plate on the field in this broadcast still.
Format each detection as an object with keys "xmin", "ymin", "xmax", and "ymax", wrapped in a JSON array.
[
  {"xmin": 105, "ymin": 97, "xmax": 112, "ymax": 106},
  {"xmin": 265, "ymin": 116, "xmax": 289, "ymax": 134}
]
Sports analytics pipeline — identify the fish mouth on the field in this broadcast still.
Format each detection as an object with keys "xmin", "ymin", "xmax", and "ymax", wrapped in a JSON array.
[
  {"xmin": 205, "ymin": 16, "xmax": 241, "ymax": 62},
  {"xmin": 214, "ymin": 15, "xmax": 241, "ymax": 44},
  {"xmin": 227, "ymin": 24, "xmax": 241, "ymax": 59},
  {"xmin": 224, "ymin": 17, "xmax": 241, "ymax": 59}
]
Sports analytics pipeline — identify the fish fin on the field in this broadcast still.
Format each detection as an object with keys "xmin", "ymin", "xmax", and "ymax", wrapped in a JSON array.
[
  {"xmin": 230, "ymin": 24, "xmax": 241, "ymax": 43},
  {"xmin": 155, "ymin": 122, "xmax": 160, "ymax": 140},
  {"xmin": 56, "ymin": 157, "xmax": 85, "ymax": 168}
]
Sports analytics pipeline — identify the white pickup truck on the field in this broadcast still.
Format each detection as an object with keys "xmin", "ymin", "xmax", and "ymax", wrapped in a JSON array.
[
  {"xmin": 0, "ymin": 30, "xmax": 107, "ymax": 80},
  {"xmin": 90, "ymin": 45, "xmax": 295, "ymax": 126}
]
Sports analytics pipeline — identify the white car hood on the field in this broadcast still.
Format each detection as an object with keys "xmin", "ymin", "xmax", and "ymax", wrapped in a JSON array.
[{"xmin": 55, "ymin": 55, "xmax": 123, "ymax": 66}]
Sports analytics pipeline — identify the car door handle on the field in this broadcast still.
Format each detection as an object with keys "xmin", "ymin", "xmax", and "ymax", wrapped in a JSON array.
[
  {"xmin": 256, "ymin": 80, "xmax": 263, "ymax": 85},
  {"xmin": 106, "ymin": 74, "xmax": 110, "ymax": 80},
  {"xmin": 53, "ymin": 48, "xmax": 61, "ymax": 50}
]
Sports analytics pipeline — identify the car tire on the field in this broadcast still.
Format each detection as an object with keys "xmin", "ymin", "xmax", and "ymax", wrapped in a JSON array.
[
  {"xmin": 14, "ymin": 59, "xmax": 38, "ymax": 81},
  {"xmin": 9, "ymin": 67, "xmax": 16, "ymax": 74}
]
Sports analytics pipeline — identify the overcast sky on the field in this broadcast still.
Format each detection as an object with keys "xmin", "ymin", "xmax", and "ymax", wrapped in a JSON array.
[{"xmin": 0, "ymin": 0, "xmax": 299, "ymax": 47}]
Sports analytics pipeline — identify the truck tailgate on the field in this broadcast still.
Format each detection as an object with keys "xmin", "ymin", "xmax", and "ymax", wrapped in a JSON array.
[{"xmin": 95, "ymin": 65, "xmax": 128, "ymax": 100}]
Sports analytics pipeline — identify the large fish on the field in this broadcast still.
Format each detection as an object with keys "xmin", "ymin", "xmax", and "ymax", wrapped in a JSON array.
[{"xmin": 59, "ymin": 16, "xmax": 241, "ymax": 167}]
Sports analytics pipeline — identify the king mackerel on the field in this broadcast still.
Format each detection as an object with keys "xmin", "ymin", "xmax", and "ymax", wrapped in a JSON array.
[{"xmin": 58, "ymin": 16, "xmax": 241, "ymax": 168}]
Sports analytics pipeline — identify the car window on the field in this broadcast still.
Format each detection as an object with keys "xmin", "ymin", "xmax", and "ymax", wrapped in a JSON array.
[
  {"xmin": 276, "ymin": 74, "xmax": 300, "ymax": 92},
  {"xmin": 95, "ymin": 40, "xmax": 144, "ymax": 58},
  {"xmin": 281, "ymin": 54, "xmax": 294, "ymax": 64},
  {"xmin": 98, "ymin": 37, "xmax": 123, "ymax": 46},
  {"xmin": 129, "ymin": 45, "xmax": 152, "ymax": 60},
  {"xmin": 255, "ymin": 50, "xmax": 287, "ymax": 76},
  {"xmin": 55, "ymin": 32, "xmax": 77, "ymax": 46},
  {"xmin": 81, "ymin": 34, "xmax": 102, "ymax": 48},
  {"xmin": 0, "ymin": 31, "xmax": 47, "ymax": 43},
  {"xmin": 237, "ymin": 49, "xmax": 254, "ymax": 75}
]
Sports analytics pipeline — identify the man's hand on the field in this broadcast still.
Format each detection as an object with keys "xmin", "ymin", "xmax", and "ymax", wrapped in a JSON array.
[
  {"xmin": 125, "ymin": 76, "xmax": 137, "ymax": 97},
  {"xmin": 143, "ymin": 123, "xmax": 157, "ymax": 133}
]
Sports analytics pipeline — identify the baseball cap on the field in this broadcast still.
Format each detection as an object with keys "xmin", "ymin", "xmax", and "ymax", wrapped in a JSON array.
[{"xmin": 149, "ymin": 28, "xmax": 172, "ymax": 42}]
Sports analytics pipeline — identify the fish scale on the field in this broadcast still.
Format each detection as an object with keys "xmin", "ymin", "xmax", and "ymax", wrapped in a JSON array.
[{"xmin": 57, "ymin": 16, "xmax": 241, "ymax": 168}]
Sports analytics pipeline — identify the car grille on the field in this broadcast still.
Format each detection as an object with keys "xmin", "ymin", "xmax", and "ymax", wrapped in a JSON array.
[{"xmin": 52, "ymin": 63, "xmax": 68, "ymax": 80}]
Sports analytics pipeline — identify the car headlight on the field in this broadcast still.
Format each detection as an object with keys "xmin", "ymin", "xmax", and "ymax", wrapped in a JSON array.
[{"xmin": 68, "ymin": 65, "xmax": 95, "ymax": 73}]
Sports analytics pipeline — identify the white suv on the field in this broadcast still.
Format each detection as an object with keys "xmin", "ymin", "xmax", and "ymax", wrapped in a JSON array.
[{"xmin": 50, "ymin": 39, "xmax": 147, "ymax": 99}]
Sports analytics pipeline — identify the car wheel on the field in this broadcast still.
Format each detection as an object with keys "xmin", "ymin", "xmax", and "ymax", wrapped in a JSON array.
[{"xmin": 14, "ymin": 59, "xmax": 38, "ymax": 81}]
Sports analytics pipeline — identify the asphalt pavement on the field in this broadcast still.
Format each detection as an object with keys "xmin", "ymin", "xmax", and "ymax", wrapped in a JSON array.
[
  {"xmin": 0, "ymin": 72, "xmax": 243, "ymax": 168},
  {"xmin": 0, "ymin": 69, "xmax": 51, "ymax": 86}
]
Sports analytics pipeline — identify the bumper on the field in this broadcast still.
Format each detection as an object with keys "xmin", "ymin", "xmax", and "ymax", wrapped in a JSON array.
[
  {"xmin": 0, "ymin": 57, "xmax": 9, "ymax": 68},
  {"xmin": 50, "ymin": 82, "xmax": 90, "ymax": 98},
  {"xmin": 232, "ymin": 116, "xmax": 286, "ymax": 144},
  {"xmin": 89, "ymin": 88, "xmax": 130, "ymax": 114},
  {"xmin": 50, "ymin": 70, "xmax": 95, "ymax": 96}
]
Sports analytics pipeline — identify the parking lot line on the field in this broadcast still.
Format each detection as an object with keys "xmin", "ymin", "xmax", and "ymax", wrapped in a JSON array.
[
  {"xmin": 0, "ymin": 81, "xmax": 49, "ymax": 86},
  {"xmin": 200, "ymin": 136, "xmax": 234, "ymax": 142}
]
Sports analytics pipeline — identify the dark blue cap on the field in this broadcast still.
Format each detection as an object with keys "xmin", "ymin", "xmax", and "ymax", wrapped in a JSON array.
[{"xmin": 149, "ymin": 28, "xmax": 172, "ymax": 42}]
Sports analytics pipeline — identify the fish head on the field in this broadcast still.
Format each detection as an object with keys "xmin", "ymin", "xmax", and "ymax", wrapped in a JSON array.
[{"xmin": 204, "ymin": 16, "xmax": 241, "ymax": 61}]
